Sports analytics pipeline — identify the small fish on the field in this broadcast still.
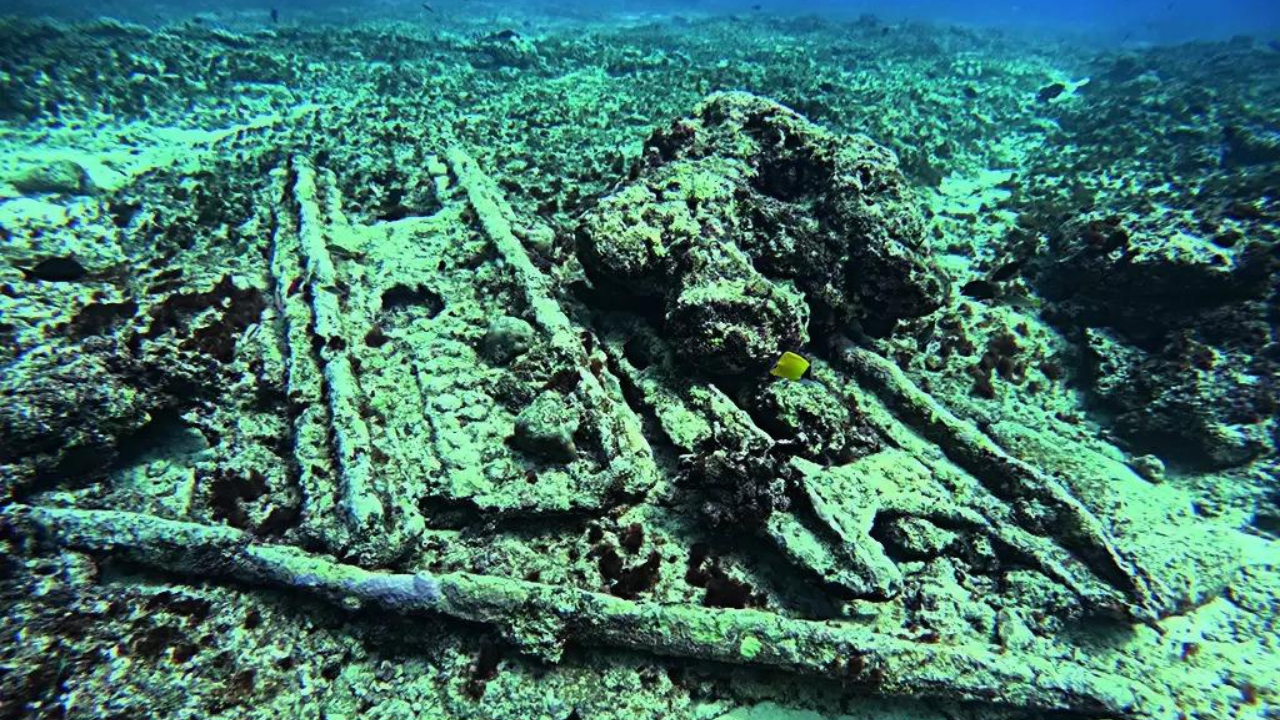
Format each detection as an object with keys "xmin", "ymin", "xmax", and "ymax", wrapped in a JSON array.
[
  {"xmin": 989, "ymin": 258, "xmax": 1026, "ymax": 282},
  {"xmin": 961, "ymin": 279, "xmax": 997, "ymax": 300},
  {"xmin": 769, "ymin": 351, "xmax": 810, "ymax": 381},
  {"xmin": 1000, "ymin": 292, "xmax": 1043, "ymax": 311},
  {"xmin": 421, "ymin": 2, "xmax": 434, "ymax": 11},
  {"xmin": 1036, "ymin": 82, "xmax": 1066, "ymax": 103},
  {"xmin": 19, "ymin": 257, "xmax": 88, "ymax": 282},
  {"xmin": 270, "ymin": 7, "xmax": 278, "ymax": 23}
]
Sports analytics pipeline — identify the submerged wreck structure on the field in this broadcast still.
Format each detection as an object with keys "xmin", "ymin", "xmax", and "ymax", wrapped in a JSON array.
[{"xmin": 0, "ymin": 77, "xmax": 1273, "ymax": 720}]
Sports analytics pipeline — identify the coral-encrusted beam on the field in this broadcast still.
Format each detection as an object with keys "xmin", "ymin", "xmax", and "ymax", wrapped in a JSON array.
[{"xmin": 7, "ymin": 504, "xmax": 1176, "ymax": 720}]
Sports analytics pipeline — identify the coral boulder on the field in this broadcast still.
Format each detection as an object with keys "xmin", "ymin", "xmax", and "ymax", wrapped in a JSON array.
[{"xmin": 578, "ymin": 92, "xmax": 947, "ymax": 377}]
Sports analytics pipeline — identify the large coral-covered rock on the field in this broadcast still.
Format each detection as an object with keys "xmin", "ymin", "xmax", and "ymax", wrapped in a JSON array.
[
  {"xmin": 1037, "ymin": 212, "xmax": 1273, "ymax": 338},
  {"xmin": 644, "ymin": 92, "xmax": 945, "ymax": 326},
  {"xmin": 1035, "ymin": 210, "xmax": 1277, "ymax": 468},
  {"xmin": 578, "ymin": 92, "xmax": 947, "ymax": 377},
  {"xmin": 1083, "ymin": 326, "xmax": 1272, "ymax": 468}
]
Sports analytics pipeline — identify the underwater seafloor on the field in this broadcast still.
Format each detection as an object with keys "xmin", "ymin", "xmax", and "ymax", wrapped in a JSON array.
[{"xmin": 0, "ymin": 8, "xmax": 1278, "ymax": 720}]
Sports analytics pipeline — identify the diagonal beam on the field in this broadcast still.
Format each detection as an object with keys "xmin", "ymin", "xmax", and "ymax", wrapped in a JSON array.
[{"xmin": 6, "ymin": 504, "xmax": 1177, "ymax": 720}]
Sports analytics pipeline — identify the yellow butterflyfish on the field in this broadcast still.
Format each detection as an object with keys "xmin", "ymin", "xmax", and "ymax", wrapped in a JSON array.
[{"xmin": 769, "ymin": 351, "xmax": 810, "ymax": 381}]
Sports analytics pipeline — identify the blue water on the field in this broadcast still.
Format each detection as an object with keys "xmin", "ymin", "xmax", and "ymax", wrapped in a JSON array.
[
  {"xmin": 8, "ymin": 0, "xmax": 1280, "ymax": 44},
  {"xmin": 637, "ymin": 0, "xmax": 1280, "ymax": 41}
]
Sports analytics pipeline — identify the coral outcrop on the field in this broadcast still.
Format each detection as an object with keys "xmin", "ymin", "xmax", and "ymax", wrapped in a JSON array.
[{"xmin": 579, "ymin": 92, "xmax": 948, "ymax": 376}]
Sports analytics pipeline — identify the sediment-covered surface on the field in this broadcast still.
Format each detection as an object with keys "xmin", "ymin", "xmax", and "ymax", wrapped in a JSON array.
[{"xmin": 0, "ymin": 11, "xmax": 1277, "ymax": 720}]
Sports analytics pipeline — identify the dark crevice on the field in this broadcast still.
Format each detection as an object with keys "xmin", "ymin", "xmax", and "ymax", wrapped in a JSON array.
[{"xmin": 380, "ymin": 283, "xmax": 444, "ymax": 316}]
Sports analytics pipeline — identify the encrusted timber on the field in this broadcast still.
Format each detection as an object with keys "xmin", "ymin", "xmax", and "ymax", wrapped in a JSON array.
[
  {"xmin": 804, "ymin": 354, "xmax": 1134, "ymax": 614},
  {"xmin": 833, "ymin": 339, "xmax": 1169, "ymax": 621},
  {"xmin": 594, "ymin": 326, "xmax": 879, "ymax": 595},
  {"xmin": 445, "ymin": 147, "xmax": 657, "ymax": 496},
  {"xmin": 7, "ymin": 504, "xmax": 1178, "ymax": 720},
  {"xmin": 268, "ymin": 156, "xmax": 401, "ymax": 565},
  {"xmin": 598, "ymin": 324, "xmax": 907, "ymax": 597},
  {"xmin": 786, "ymin": 448, "xmax": 1123, "ymax": 614},
  {"xmin": 268, "ymin": 161, "xmax": 344, "ymax": 554},
  {"xmin": 600, "ymin": 326, "xmax": 1136, "ymax": 611}
]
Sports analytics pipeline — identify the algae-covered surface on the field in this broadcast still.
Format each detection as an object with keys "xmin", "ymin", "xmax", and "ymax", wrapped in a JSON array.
[{"xmin": 0, "ymin": 6, "xmax": 1278, "ymax": 720}]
